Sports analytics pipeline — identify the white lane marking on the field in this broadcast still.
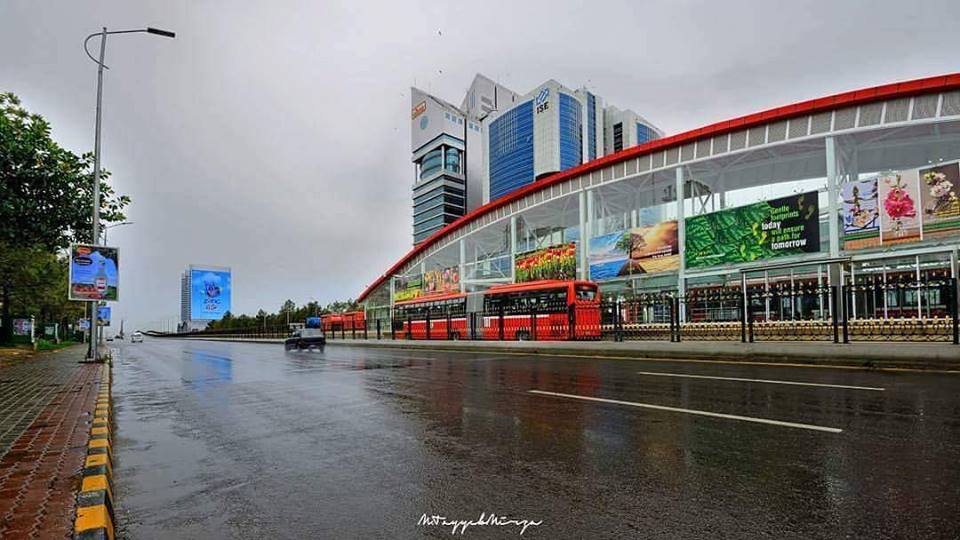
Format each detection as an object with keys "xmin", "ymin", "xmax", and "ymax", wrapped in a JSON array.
[
  {"xmin": 528, "ymin": 390, "xmax": 843, "ymax": 433},
  {"xmin": 635, "ymin": 371, "xmax": 884, "ymax": 391}
]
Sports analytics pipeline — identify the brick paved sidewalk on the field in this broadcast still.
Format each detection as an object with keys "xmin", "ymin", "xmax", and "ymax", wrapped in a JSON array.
[{"xmin": 0, "ymin": 346, "xmax": 103, "ymax": 539}]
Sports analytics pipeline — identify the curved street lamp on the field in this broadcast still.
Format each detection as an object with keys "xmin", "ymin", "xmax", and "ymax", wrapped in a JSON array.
[{"xmin": 83, "ymin": 27, "xmax": 175, "ymax": 361}]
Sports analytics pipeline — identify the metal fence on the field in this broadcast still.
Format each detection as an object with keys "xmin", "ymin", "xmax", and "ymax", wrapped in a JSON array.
[{"xmin": 159, "ymin": 278, "xmax": 960, "ymax": 345}]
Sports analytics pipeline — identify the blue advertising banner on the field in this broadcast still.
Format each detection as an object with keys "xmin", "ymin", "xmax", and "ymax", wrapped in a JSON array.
[
  {"xmin": 190, "ymin": 267, "xmax": 232, "ymax": 320},
  {"xmin": 69, "ymin": 244, "xmax": 119, "ymax": 301},
  {"xmin": 97, "ymin": 306, "xmax": 111, "ymax": 327}
]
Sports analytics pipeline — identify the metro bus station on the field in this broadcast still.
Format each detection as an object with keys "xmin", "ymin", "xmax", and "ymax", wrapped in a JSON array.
[{"xmin": 358, "ymin": 74, "xmax": 960, "ymax": 343}]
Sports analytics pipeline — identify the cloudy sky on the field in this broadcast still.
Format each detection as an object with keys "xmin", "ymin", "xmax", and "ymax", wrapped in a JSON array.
[{"xmin": 2, "ymin": 0, "xmax": 959, "ymax": 330}]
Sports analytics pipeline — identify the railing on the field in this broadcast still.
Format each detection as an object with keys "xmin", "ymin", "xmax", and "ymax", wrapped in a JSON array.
[{"xmin": 159, "ymin": 278, "xmax": 960, "ymax": 345}]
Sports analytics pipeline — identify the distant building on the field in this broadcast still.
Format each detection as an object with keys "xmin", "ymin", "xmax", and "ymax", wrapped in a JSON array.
[
  {"xmin": 603, "ymin": 105, "xmax": 663, "ymax": 154},
  {"xmin": 410, "ymin": 74, "xmax": 661, "ymax": 244},
  {"xmin": 180, "ymin": 265, "xmax": 232, "ymax": 332}
]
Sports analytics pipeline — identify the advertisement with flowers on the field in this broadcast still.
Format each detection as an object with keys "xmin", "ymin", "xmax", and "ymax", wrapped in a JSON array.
[
  {"xmin": 514, "ymin": 243, "xmax": 577, "ymax": 283},
  {"xmin": 840, "ymin": 178, "xmax": 881, "ymax": 250},
  {"xmin": 919, "ymin": 162, "xmax": 960, "ymax": 238},
  {"xmin": 843, "ymin": 161, "xmax": 960, "ymax": 250},
  {"xmin": 878, "ymin": 170, "xmax": 923, "ymax": 244}
]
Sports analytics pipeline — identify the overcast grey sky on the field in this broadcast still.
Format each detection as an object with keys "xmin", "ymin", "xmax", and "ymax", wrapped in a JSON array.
[{"xmin": 2, "ymin": 0, "xmax": 958, "ymax": 330}]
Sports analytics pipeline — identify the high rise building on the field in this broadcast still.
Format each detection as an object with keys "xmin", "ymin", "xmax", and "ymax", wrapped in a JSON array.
[
  {"xmin": 603, "ymin": 106, "xmax": 663, "ymax": 154},
  {"xmin": 410, "ymin": 76, "xmax": 518, "ymax": 245},
  {"xmin": 180, "ymin": 270, "xmax": 190, "ymax": 326},
  {"xmin": 410, "ymin": 74, "xmax": 660, "ymax": 244}
]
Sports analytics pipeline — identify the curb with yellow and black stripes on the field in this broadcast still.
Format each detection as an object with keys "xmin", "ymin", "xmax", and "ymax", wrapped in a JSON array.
[{"xmin": 74, "ymin": 363, "xmax": 114, "ymax": 540}]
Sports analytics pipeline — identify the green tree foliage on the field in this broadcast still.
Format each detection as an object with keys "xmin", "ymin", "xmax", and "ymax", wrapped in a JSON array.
[
  {"xmin": 0, "ymin": 92, "xmax": 130, "ymax": 342},
  {"xmin": 205, "ymin": 298, "xmax": 360, "ymax": 330}
]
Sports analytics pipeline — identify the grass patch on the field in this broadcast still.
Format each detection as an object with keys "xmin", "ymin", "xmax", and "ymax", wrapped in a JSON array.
[{"xmin": 36, "ymin": 339, "xmax": 78, "ymax": 351}]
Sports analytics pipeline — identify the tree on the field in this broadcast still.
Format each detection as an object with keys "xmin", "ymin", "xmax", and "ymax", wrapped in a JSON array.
[{"xmin": 0, "ymin": 92, "xmax": 130, "ymax": 342}]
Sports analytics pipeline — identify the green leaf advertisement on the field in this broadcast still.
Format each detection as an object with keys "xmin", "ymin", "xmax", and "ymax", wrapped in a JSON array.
[{"xmin": 685, "ymin": 191, "xmax": 820, "ymax": 269}]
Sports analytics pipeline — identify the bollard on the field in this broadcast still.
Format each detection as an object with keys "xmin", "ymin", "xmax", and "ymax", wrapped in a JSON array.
[
  {"xmin": 739, "ymin": 295, "xmax": 747, "ymax": 343},
  {"xmin": 531, "ymin": 306, "xmax": 538, "ymax": 341},
  {"xmin": 831, "ymin": 286, "xmax": 839, "ymax": 344},
  {"xmin": 952, "ymin": 278, "xmax": 959, "ymax": 345},
  {"xmin": 498, "ymin": 306, "xmax": 505, "ymax": 341},
  {"xmin": 841, "ymin": 285, "xmax": 850, "ymax": 344}
]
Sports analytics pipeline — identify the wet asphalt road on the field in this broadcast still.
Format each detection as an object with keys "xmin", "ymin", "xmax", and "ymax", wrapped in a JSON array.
[{"xmin": 112, "ymin": 339, "xmax": 960, "ymax": 539}]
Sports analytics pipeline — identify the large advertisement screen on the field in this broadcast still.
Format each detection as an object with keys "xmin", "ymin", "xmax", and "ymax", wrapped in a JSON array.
[
  {"xmin": 685, "ymin": 191, "xmax": 820, "ymax": 269},
  {"xmin": 190, "ymin": 267, "xmax": 232, "ymax": 320},
  {"xmin": 514, "ymin": 242, "xmax": 577, "ymax": 283},
  {"xmin": 69, "ymin": 244, "xmax": 119, "ymax": 301},
  {"xmin": 393, "ymin": 266, "xmax": 460, "ymax": 302},
  {"xmin": 842, "ymin": 161, "xmax": 960, "ymax": 249},
  {"xmin": 588, "ymin": 220, "xmax": 679, "ymax": 280}
]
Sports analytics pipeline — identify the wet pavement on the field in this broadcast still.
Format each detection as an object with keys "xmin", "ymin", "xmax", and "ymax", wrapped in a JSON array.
[{"xmin": 112, "ymin": 339, "xmax": 960, "ymax": 539}]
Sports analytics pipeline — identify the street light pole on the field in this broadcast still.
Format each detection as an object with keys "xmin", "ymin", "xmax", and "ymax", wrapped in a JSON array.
[{"xmin": 82, "ymin": 26, "xmax": 174, "ymax": 361}]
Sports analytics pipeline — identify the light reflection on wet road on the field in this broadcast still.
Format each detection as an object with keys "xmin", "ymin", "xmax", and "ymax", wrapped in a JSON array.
[{"xmin": 113, "ymin": 339, "xmax": 960, "ymax": 539}]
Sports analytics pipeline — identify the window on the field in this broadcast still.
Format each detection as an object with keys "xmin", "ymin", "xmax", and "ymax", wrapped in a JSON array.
[
  {"xmin": 613, "ymin": 122, "xmax": 623, "ymax": 152},
  {"xmin": 575, "ymin": 286, "xmax": 597, "ymax": 301}
]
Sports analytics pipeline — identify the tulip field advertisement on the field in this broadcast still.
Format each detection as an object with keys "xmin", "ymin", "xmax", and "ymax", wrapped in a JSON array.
[
  {"xmin": 514, "ymin": 243, "xmax": 577, "ymax": 283},
  {"xmin": 684, "ymin": 191, "xmax": 820, "ymax": 269},
  {"xmin": 841, "ymin": 161, "xmax": 960, "ymax": 250}
]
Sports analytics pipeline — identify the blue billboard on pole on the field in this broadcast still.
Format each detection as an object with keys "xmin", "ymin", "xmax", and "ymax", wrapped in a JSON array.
[
  {"xmin": 190, "ymin": 266, "xmax": 232, "ymax": 320},
  {"xmin": 97, "ymin": 306, "xmax": 111, "ymax": 326}
]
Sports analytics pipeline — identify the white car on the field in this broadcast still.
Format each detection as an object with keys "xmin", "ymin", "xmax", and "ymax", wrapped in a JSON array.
[{"xmin": 130, "ymin": 331, "xmax": 144, "ymax": 343}]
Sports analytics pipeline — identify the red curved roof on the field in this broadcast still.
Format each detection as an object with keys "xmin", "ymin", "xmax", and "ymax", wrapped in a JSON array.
[{"xmin": 359, "ymin": 72, "xmax": 960, "ymax": 301}]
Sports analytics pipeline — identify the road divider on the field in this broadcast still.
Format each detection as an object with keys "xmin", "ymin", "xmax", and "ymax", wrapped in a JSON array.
[
  {"xmin": 528, "ymin": 389, "xmax": 843, "ymax": 433},
  {"xmin": 634, "ymin": 371, "xmax": 885, "ymax": 391},
  {"xmin": 75, "ymin": 362, "xmax": 115, "ymax": 540}
]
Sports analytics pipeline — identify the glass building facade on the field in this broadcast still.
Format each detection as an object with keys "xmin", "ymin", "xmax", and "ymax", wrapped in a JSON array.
[
  {"xmin": 488, "ymin": 101, "xmax": 535, "ymax": 201},
  {"xmin": 413, "ymin": 143, "xmax": 466, "ymax": 244},
  {"xmin": 558, "ymin": 93, "xmax": 583, "ymax": 171}
]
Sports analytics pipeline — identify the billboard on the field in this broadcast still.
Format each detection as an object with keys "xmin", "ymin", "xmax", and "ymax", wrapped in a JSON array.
[
  {"xmin": 878, "ymin": 170, "xmax": 923, "ymax": 244},
  {"xmin": 69, "ymin": 244, "xmax": 119, "ymax": 301},
  {"xmin": 97, "ymin": 306, "xmax": 111, "ymax": 327},
  {"xmin": 393, "ymin": 266, "xmax": 460, "ymax": 302},
  {"xmin": 840, "ymin": 178, "xmax": 881, "ymax": 250},
  {"xmin": 685, "ymin": 191, "xmax": 820, "ymax": 269},
  {"xmin": 190, "ymin": 267, "xmax": 232, "ymax": 320},
  {"xmin": 842, "ymin": 161, "xmax": 960, "ymax": 250},
  {"xmin": 13, "ymin": 319, "xmax": 32, "ymax": 336},
  {"xmin": 394, "ymin": 274, "xmax": 423, "ymax": 302},
  {"xmin": 588, "ymin": 220, "xmax": 679, "ymax": 281},
  {"xmin": 919, "ymin": 162, "xmax": 960, "ymax": 239},
  {"xmin": 514, "ymin": 242, "xmax": 577, "ymax": 283}
]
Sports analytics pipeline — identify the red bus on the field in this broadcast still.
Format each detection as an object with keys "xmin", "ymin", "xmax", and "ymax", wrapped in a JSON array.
[
  {"xmin": 480, "ymin": 280, "xmax": 601, "ymax": 340},
  {"xmin": 393, "ymin": 292, "xmax": 468, "ymax": 340},
  {"xmin": 320, "ymin": 311, "xmax": 366, "ymax": 333}
]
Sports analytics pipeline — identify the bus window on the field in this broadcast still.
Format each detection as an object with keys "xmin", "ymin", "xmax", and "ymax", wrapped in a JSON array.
[{"xmin": 575, "ymin": 286, "xmax": 597, "ymax": 301}]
